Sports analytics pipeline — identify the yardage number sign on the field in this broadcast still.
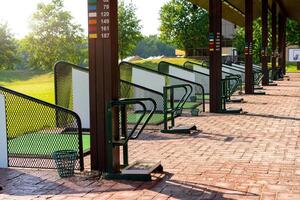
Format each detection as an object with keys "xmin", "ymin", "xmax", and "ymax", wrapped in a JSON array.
[
  {"xmin": 100, "ymin": 0, "xmax": 110, "ymax": 39},
  {"xmin": 88, "ymin": 0, "xmax": 111, "ymax": 39}
]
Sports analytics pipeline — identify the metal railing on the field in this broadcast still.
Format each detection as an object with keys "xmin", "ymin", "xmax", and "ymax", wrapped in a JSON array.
[{"xmin": 0, "ymin": 86, "xmax": 84, "ymax": 171}]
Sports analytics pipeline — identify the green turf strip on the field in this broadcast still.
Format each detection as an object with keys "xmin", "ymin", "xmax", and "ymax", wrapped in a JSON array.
[
  {"xmin": 127, "ymin": 113, "xmax": 166, "ymax": 125},
  {"xmin": 8, "ymin": 133, "xmax": 90, "ymax": 156},
  {"xmin": 173, "ymin": 102, "xmax": 200, "ymax": 109}
]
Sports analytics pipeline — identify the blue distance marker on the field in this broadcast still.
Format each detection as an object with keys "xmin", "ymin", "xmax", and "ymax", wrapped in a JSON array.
[{"xmin": 88, "ymin": 5, "xmax": 97, "ymax": 11}]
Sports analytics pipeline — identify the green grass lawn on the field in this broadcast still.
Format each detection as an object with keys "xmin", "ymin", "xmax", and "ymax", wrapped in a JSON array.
[
  {"xmin": 287, "ymin": 64, "xmax": 300, "ymax": 72},
  {"xmin": 0, "ymin": 70, "xmax": 56, "ymax": 138},
  {"xmin": 0, "ymin": 70, "xmax": 55, "ymax": 103}
]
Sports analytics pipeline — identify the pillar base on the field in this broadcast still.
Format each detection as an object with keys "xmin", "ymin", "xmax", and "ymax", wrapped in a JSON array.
[
  {"xmin": 254, "ymin": 86, "xmax": 264, "ymax": 90},
  {"xmin": 221, "ymin": 108, "xmax": 243, "ymax": 114},
  {"xmin": 253, "ymin": 91, "xmax": 266, "ymax": 95},
  {"xmin": 268, "ymin": 82, "xmax": 278, "ymax": 86}
]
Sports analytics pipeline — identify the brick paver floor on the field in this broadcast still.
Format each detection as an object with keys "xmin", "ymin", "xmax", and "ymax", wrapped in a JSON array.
[{"xmin": 1, "ymin": 73, "xmax": 300, "ymax": 200}]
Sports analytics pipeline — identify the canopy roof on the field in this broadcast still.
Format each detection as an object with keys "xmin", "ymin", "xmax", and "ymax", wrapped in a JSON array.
[
  {"xmin": 190, "ymin": 0, "xmax": 300, "ymax": 27},
  {"xmin": 272, "ymin": 0, "xmax": 300, "ymax": 22}
]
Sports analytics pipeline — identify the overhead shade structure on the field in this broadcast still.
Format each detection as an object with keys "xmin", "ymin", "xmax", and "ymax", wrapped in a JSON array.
[
  {"xmin": 268, "ymin": 0, "xmax": 300, "ymax": 22},
  {"xmin": 191, "ymin": 0, "xmax": 300, "ymax": 27},
  {"xmin": 190, "ymin": 0, "xmax": 262, "ymax": 27}
]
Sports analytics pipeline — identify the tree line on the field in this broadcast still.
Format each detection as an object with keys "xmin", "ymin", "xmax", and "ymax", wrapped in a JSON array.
[
  {"xmin": 1, "ymin": 0, "xmax": 300, "ymax": 70},
  {"xmin": 0, "ymin": 0, "xmax": 175, "ymax": 71}
]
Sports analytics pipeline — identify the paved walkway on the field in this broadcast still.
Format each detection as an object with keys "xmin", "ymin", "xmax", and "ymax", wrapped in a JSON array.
[{"xmin": 1, "ymin": 73, "xmax": 300, "ymax": 200}]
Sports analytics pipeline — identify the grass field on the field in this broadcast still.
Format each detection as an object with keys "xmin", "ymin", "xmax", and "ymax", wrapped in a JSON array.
[
  {"xmin": 286, "ymin": 64, "xmax": 300, "ymax": 72},
  {"xmin": 0, "ymin": 70, "xmax": 55, "ymax": 103}
]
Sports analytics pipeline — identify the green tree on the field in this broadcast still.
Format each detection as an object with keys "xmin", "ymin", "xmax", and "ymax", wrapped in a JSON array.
[
  {"xmin": 0, "ymin": 22, "xmax": 19, "ymax": 70},
  {"xmin": 22, "ymin": 0, "xmax": 86, "ymax": 70},
  {"xmin": 118, "ymin": 0, "xmax": 142, "ymax": 60},
  {"xmin": 233, "ymin": 19, "xmax": 266, "ymax": 63},
  {"xmin": 134, "ymin": 35, "xmax": 175, "ymax": 58},
  {"xmin": 286, "ymin": 19, "xmax": 300, "ymax": 46},
  {"xmin": 159, "ymin": 0, "xmax": 209, "ymax": 51}
]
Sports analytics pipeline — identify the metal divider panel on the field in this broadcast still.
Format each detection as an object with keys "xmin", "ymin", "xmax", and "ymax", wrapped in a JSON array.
[
  {"xmin": 72, "ymin": 68, "xmax": 90, "ymax": 129},
  {"xmin": 132, "ymin": 68, "xmax": 165, "ymax": 112},
  {"xmin": 0, "ymin": 95, "xmax": 8, "ymax": 168},
  {"xmin": 169, "ymin": 66, "xmax": 196, "ymax": 100},
  {"xmin": 222, "ymin": 64, "xmax": 245, "ymax": 82}
]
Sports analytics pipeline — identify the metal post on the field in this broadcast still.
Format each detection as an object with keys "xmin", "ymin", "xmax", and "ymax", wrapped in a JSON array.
[
  {"xmin": 245, "ymin": 0, "xmax": 254, "ymax": 94},
  {"xmin": 261, "ymin": 0, "xmax": 269, "ymax": 86},
  {"xmin": 271, "ymin": 3, "xmax": 277, "ymax": 80},
  {"xmin": 88, "ymin": 0, "xmax": 120, "ymax": 172},
  {"xmin": 282, "ymin": 16, "xmax": 287, "ymax": 75},
  {"xmin": 209, "ymin": 0, "xmax": 222, "ymax": 113}
]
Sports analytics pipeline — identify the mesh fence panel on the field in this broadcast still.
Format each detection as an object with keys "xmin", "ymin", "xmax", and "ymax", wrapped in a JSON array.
[
  {"xmin": 120, "ymin": 80, "xmax": 165, "ymax": 129},
  {"xmin": 223, "ymin": 64, "xmax": 246, "ymax": 82},
  {"xmin": 120, "ymin": 61, "xmax": 205, "ymax": 113},
  {"xmin": 0, "ymin": 86, "xmax": 84, "ymax": 170},
  {"xmin": 54, "ymin": 61, "xmax": 164, "ymax": 132},
  {"xmin": 183, "ymin": 61, "xmax": 242, "ymax": 94},
  {"xmin": 184, "ymin": 61, "xmax": 233, "ymax": 79},
  {"xmin": 231, "ymin": 63, "xmax": 263, "ymax": 85}
]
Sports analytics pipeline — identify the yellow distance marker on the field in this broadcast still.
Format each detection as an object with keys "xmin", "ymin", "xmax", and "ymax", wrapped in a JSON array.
[{"xmin": 89, "ymin": 34, "xmax": 98, "ymax": 39}]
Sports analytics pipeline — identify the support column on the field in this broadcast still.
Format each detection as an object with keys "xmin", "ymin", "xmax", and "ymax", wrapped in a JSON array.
[
  {"xmin": 282, "ymin": 17, "xmax": 287, "ymax": 75},
  {"xmin": 261, "ymin": 0, "xmax": 269, "ymax": 86},
  {"xmin": 88, "ymin": 0, "xmax": 120, "ymax": 172},
  {"xmin": 245, "ymin": 0, "xmax": 254, "ymax": 94},
  {"xmin": 271, "ymin": 3, "xmax": 277, "ymax": 80},
  {"xmin": 278, "ymin": 13, "xmax": 286, "ymax": 78},
  {"xmin": 209, "ymin": 0, "xmax": 222, "ymax": 113}
]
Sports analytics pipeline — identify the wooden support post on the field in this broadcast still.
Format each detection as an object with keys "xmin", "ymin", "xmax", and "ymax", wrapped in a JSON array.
[
  {"xmin": 278, "ymin": 13, "xmax": 286, "ymax": 78},
  {"xmin": 278, "ymin": 13, "xmax": 283, "ymax": 78},
  {"xmin": 282, "ymin": 17, "xmax": 287, "ymax": 75},
  {"xmin": 261, "ymin": 0, "xmax": 269, "ymax": 86},
  {"xmin": 245, "ymin": 0, "xmax": 254, "ymax": 94},
  {"xmin": 88, "ymin": 0, "xmax": 120, "ymax": 172},
  {"xmin": 209, "ymin": 0, "xmax": 222, "ymax": 113},
  {"xmin": 271, "ymin": 3, "xmax": 277, "ymax": 80}
]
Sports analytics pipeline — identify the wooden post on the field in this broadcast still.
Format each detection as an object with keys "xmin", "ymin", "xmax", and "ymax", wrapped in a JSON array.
[
  {"xmin": 282, "ymin": 16, "xmax": 287, "ymax": 75},
  {"xmin": 88, "ymin": 0, "xmax": 120, "ymax": 172},
  {"xmin": 245, "ymin": 0, "xmax": 254, "ymax": 94},
  {"xmin": 278, "ymin": 13, "xmax": 283, "ymax": 77},
  {"xmin": 278, "ymin": 13, "xmax": 286, "ymax": 77},
  {"xmin": 261, "ymin": 0, "xmax": 269, "ymax": 86},
  {"xmin": 209, "ymin": 0, "xmax": 222, "ymax": 113},
  {"xmin": 271, "ymin": 3, "xmax": 277, "ymax": 80}
]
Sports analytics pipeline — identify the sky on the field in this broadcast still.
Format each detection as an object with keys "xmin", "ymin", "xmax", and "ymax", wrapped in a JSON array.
[{"xmin": 0, "ymin": 0, "xmax": 169, "ymax": 38}]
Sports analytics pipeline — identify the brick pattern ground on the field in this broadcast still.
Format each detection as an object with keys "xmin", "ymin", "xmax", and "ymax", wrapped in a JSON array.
[{"xmin": 1, "ymin": 73, "xmax": 300, "ymax": 200}]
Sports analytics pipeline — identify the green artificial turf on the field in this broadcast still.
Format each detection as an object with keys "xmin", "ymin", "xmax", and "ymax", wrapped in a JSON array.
[
  {"xmin": 172, "ymin": 101, "xmax": 201, "ymax": 109},
  {"xmin": 8, "ymin": 132, "xmax": 90, "ymax": 156},
  {"xmin": 127, "ymin": 113, "xmax": 166, "ymax": 125}
]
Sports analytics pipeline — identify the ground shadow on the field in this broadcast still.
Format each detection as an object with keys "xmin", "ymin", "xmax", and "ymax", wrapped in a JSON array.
[
  {"xmin": 242, "ymin": 112, "xmax": 300, "ymax": 121},
  {"xmin": 136, "ymin": 127, "xmax": 255, "ymax": 143},
  {"xmin": 265, "ymin": 93, "xmax": 300, "ymax": 98},
  {"xmin": 0, "ymin": 69, "xmax": 50, "ymax": 84}
]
